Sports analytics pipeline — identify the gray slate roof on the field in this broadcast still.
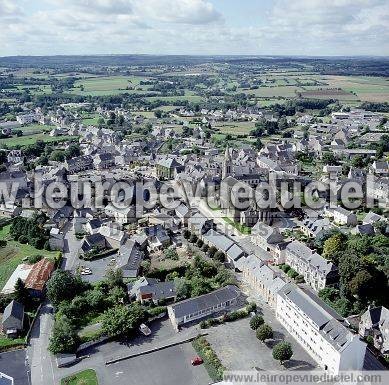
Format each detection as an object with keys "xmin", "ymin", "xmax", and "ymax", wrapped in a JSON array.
[
  {"xmin": 279, "ymin": 284, "xmax": 354, "ymax": 352},
  {"xmin": 169, "ymin": 285, "xmax": 240, "ymax": 319}
]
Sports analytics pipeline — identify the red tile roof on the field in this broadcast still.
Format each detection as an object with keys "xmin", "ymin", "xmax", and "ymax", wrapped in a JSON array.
[{"xmin": 25, "ymin": 258, "xmax": 55, "ymax": 292}]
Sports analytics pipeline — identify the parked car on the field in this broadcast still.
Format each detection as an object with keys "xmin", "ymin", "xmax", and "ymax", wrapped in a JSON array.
[
  {"xmin": 139, "ymin": 323, "xmax": 151, "ymax": 336},
  {"xmin": 191, "ymin": 356, "xmax": 203, "ymax": 366}
]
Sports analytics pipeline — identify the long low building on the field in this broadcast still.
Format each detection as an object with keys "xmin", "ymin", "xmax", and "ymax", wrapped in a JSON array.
[
  {"xmin": 167, "ymin": 285, "xmax": 241, "ymax": 330},
  {"xmin": 276, "ymin": 283, "xmax": 367, "ymax": 374}
]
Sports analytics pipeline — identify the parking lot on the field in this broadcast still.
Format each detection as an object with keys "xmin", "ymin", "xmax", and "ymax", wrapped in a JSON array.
[
  {"xmin": 0, "ymin": 349, "xmax": 30, "ymax": 385},
  {"xmin": 75, "ymin": 254, "xmax": 119, "ymax": 283},
  {"xmin": 107, "ymin": 343, "xmax": 210, "ymax": 385}
]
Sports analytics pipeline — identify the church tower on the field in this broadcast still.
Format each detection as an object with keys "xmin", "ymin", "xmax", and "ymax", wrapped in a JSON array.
[{"xmin": 222, "ymin": 145, "xmax": 232, "ymax": 179}]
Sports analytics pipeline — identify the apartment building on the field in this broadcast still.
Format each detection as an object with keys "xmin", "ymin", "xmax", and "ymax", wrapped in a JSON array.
[
  {"xmin": 241, "ymin": 254, "xmax": 286, "ymax": 310},
  {"xmin": 276, "ymin": 284, "xmax": 367, "ymax": 374},
  {"xmin": 285, "ymin": 240, "xmax": 338, "ymax": 292}
]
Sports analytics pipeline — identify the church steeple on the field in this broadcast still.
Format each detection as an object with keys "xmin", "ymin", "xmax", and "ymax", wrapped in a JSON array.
[{"xmin": 222, "ymin": 145, "xmax": 232, "ymax": 179}]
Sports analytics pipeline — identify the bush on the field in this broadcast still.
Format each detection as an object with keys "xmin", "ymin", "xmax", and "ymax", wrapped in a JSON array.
[
  {"xmin": 246, "ymin": 302, "xmax": 257, "ymax": 313},
  {"xmin": 189, "ymin": 234, "xmax": 198, "ymax": 243},
  {"xmin": 208, "ymin": 246, "xmax": 217, "ymax": 258},
  {"xmin": 287, "ymin": 268, "xmax": 299, "ymax": 279},
  {"xmin": 196, "ymin": 239, "xmax": 204, "ymax": 248},
  {"xmin": 192, "ymin": 337, "xmax": 225, "ymax": 381},
  {"xmin": 224, "ymin": 309, "xmax": 249, "ymax": 322},
  {"xmin": 147, "ymin": 306, "xmax": 167, "ymax": 319},
  {"xmin": 0, "ymin": 239, "xmax": 7, "ymax": 248},
  {"xmin": 26, "ymin": 255, "xmax": 43, "ymax": 264},
  {"xmin": 250, "ymin": 314, "xmax": 264, "ymax": 330},
  {"xmin": 18, "ymin": 235, "xmax": 28, "ymax": 244},
  {"xmin": 201, "ymin": 244, "xmax": 209, "ymax": 252},
  {"xmin": 214, "ymin": 250, "xmax": 225, "ymax": 262},
  {"xmin": 256, "ymin": 324, "xmax": 273, "ymax": 342},
  {"xmin": 295, "ymin": 274, "xmax": 305, "ymax": 284}
]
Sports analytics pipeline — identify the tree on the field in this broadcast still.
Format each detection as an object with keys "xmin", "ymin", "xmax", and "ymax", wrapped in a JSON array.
[
  {"xmin": 214, "ymin": 250, "xmax": 225, "ymax": 262},
  {"xmin": 249, "ymin": 315, "xmax": 264, "ymax": 330},
  {"xmin": 48, "ymin": 316, "xmax": 80, "ymax": 354},
  {"xmin": 189, "ymin": 234, "xmax": 198, "ymax": 243},
  {"xmin": 272, "ymin": 342, "xmax": 293, "ymax": 364},
  {"xmin": 190, "ymin": 276, "xmax": 213, "ymax": 297},
  {"xmin": 0, "ymin": 239, "xmax": 6, "ymax": 248},
  {"xmin": 105, "ymin": 268, "xmax": 124, "ymax": 290},
  {"xmin": 101, "ymin": 305, "xmax": 146, "ymax": 338},
  {"xmin": 349, "ymin": 270, "xmax": 374, "ymax": 299},
  {"xmin": 322, "ymin": 153, "xmax": 338, "ymax": 166},
  {"xmin": 256, "ymin": 324, "xmax": 273, "ymax": 342},
  {"xmin": 208, "ymin": 246, "xmax": 217, "ymax": 258},
  {"xmin": 254, "ymin": 138, "xmax": 263, "ymax": 151},
  {"xmin": 47, "ymin": 270, "xmax": 86, "ymax": 307},
  {"xmin": 322, "ymin": 233, "xmax": 346, "ymax": 263},
  {"xmin": 14, "ymin": 278, "xmax": 29, "ymax": 304},
  {"xmin": 201, "ymin": 243, "xmax": 209, "ymax": 253},
  {"xmin": 174, "ymin": 278, "xmax": 191, "ymax": 300}
]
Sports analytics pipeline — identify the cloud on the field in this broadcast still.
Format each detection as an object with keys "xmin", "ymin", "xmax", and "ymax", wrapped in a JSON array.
[
  {"xmin": 0, "ymin": 0, "xmax": 388, "ymax": 56},
  {"xmin": 133, "ymin": 0, "xmax": 223, "ymax": 25}
]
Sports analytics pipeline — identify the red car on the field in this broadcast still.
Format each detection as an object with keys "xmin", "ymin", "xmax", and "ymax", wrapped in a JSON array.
[{"xmin": 191, "ymin": 356, "xmax": 203, "ymax": 366}]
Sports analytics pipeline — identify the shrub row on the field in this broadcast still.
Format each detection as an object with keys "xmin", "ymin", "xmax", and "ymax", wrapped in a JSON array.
[{"xmin": 192, "ymin": 336, "xmax": 225, "ymax": 381}]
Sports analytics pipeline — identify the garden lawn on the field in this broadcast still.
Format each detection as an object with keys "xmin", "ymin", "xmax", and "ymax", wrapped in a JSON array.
[
  {"xmin": 222, "ymin": 217, "xmax": 251, "ymax": 235},
  {"xmin": 0, "ymin": 225, "xmax": 58, "ymax": 291},
  {"xmin": 61, "ymin": 369, "xmax": 98, "ymax": 385}
]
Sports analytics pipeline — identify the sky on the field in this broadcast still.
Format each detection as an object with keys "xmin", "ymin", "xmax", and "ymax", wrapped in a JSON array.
[{"xmin": 0, "ymin": 0, "xmax": 388, "ymax": 57}]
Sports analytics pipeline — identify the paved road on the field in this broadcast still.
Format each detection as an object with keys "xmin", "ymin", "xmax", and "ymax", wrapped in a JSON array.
[
  {"xmin": 27, "ymin": 304, "xmax": 56, "ymax": 385},
  {"xmin": 61, "ymin": 219, "xmax": 82, "ymax": 271}
]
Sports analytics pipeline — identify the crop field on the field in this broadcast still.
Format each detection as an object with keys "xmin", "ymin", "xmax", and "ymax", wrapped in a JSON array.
[
  {"xmin": 70, "ymin": 75, "xmax": 151, "ymax": 96},
  {"xmin": 322, "ymin": 75, "xmax": 389, "ymax": 102},
  {"xmin": 298, "ymin": 88, "xmax": 358, "ymax": 100},
  {"xmin": 242, "ymin": 86, "xmax": 302, "ymax": 98}
]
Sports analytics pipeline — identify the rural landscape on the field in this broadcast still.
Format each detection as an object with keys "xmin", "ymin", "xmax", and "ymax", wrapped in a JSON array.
[{"xmin": 0, "ymin": 1, "xmax": 388, "ymax": 385}]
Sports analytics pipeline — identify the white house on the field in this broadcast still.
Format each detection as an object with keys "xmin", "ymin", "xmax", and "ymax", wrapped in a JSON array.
[
  {"xmin": 276, "ymin": 284, "xmax": 367, "ymax": 374},
  {"xmin": 285, "ymin": 240, "xmax": 338, "ymax": 292}
]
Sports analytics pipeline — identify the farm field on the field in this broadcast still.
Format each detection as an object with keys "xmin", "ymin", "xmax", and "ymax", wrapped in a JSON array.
[
  {"xmin": 70, "ymin": 75, "xmax": 150, "ymax": 96},
  {"xmin": 213, "ymin": 121, "xmax": 255, "ymax": 135},
  {"xmin": 298, "ymin": 88, "xmax": 358, "ymax": 101},
  {"xmin": 0, "ymin": 224, "xmax": 58, "ymax": 291},
  {"xmin": 242, "ymin": 86, "xmax": 302, "ymax": 98},
  {"xmin": 19, "ymin": 124, "xmax": 52, "ymax": 134},
  {"xmin": 0, "ymin": 133, "xmax": 77, "ymax": 148},
  {"xmin": 322, "ymin": 75, "xmax": 389, "ymax": 102}
]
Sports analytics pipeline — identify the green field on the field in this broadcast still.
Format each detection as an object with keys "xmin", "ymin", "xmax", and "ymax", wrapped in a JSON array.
[
  {"xmin": 61, "ymin": 369, "xmax": 98, "ymax": 385},
  {"xmin": 213, "ymin": 121, "xmax": 255, "ymax": 135},
  {"xmin": 70, "ymin": 75, "xmax": 149, "ymax": 96},
  {"xmin": 0, "ymin": 224, "xmax": 58, "ymax": 291},
  {"xmin": 0, "ymin": 133, "xmax": 77, "ymax": 148},
  {"xmin": 19, "ymin": 124, "xmax": 52, "ymax": 134}
]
